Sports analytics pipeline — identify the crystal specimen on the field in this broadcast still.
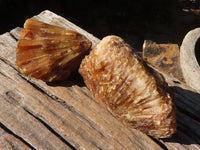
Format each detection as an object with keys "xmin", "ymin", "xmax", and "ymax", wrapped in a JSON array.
[
  {"xmin": 16, "ymin": 19, "xmax": 92, "ymax": 82},
  {"xmin": 79, "ymin": 35, "xmax": 176, "ymax": 138}
]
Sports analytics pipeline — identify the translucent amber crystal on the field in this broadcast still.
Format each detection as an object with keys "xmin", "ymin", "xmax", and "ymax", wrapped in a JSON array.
[
  {"xmin": 16, "ymin": 19, "xmax": 92, "ymax": 82},
  {"xmin": 79, "ymin": 36, "xmax": 176, "ymax": 138}
]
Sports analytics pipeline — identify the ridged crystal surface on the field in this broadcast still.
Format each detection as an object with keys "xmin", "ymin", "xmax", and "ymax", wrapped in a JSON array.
[
  {"xmin": 79, "ymin": 36, "xmax": 176, "ymax": 138},
  {"xmin": 16, "ymin": 19, "xmax": 92, "ymax": 82}
]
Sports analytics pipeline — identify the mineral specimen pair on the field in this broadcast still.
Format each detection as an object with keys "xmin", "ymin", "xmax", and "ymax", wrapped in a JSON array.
[{"xmin": 16, "ymin": 19, "xmax": 176, "ymax": 138}]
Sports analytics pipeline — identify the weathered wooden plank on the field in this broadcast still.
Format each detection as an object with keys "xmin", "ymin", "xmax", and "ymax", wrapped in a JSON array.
[
  {"xmin": 0, "ymin": 11, "xmax": 163, "ymax": 150},
  {"xmin": 0, "ymin": 10, "xmax": 200, "ymax": 150},
  {"xmin": 0, "ymin": 60, "xmax": 73, "ymax": 150},
  {"xmin": 0, "ymin": 126, "xmax": 31, "ymax": 150},
  {"xmin": 0, "ymin": 33, "xmax": 162, "ymax": 150},
  {"xmin": 0, "ymin": 32, "xmax": 17, "ymax": 64}
]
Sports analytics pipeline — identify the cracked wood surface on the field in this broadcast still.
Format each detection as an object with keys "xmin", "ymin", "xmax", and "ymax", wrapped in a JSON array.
[{"xmin": 0, "ymin": 10, "xmax": 200, "ymax": 150}]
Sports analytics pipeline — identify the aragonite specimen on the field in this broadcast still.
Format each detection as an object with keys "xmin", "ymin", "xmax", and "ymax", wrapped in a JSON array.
[
  {"xmin": 16, "ymin": 19, "xmax": 92, "ymax": 82},
  {"xmin": 79, "ymin": 35, "xmax": 176, "ymax": 138}
]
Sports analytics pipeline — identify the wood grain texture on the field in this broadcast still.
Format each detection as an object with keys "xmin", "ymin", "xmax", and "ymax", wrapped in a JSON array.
[
  {"xmin": 0, "ymin": 127, "xmax": 31, "ymax": 150},
  {"xmin": 0, "ymin": 10, "xmax": 199, "ymax": 150},
  {"xmin": 0, "ymin": 59, "xmax": 73, "ymax": 150},
  {"xmin": 0, "ymin": 10, "xmax": 162, "ymax": 150}
]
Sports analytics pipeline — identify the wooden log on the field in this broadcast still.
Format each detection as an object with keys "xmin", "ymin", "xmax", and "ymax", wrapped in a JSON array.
[
  {"xmin": 0, "ymin": 34, "xmax": 161, "ymax": 150},
  {"xmin": 0, "ymin": 127, "xmax": 31, "ymax": 150},
  {"xmin": 0, "ymin": 10, "xmax": 162, "ymax": 150},
  {"xmin": 0, "ymin": 10, "xmax": 199, "ymax": 150},
  {"xmin": 0, "ymin": 60, "xmax": 73, "ymax": 150},
  {"xmin": 180, "ymin": 28, "xmax": 200, "ymax": 93}
]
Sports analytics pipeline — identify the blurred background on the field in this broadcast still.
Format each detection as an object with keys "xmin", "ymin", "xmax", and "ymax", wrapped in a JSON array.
[{"xmin": 0, "ymin": 0, "xmax": 200, "ymax": 50}]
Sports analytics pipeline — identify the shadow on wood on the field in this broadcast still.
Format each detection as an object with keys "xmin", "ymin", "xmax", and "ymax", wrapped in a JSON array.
[
  {"xmin": 163, "ymin": 86, "xmax": 200, "ymax": 145},
  {"xmin": 46, "ymin": 69, "xmax": 86, "ymax": 87}
]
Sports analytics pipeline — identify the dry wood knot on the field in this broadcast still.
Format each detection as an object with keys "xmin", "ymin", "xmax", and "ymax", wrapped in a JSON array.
[{"xmin": 5, "ymin": 90, "xmax": 22, "ymax": 106}]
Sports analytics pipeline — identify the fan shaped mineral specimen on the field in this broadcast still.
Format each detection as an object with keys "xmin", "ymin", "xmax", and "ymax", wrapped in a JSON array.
[{"xmin": 16, "ymin": 19, "xmax": 92, "ymax": 82}]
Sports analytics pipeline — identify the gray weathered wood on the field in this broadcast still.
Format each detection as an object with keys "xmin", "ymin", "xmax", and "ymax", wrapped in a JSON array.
[
  {"xmin": 180, "ymin": 28, "xmax": 200, "ymax": 93},
  {"xmin": 0, "ymin": 59, "xmax": 73, "ymax": 150},
  {"xmin": 0, "ymin": 127, "xmax": 31, "ymax": 150},
  {"xmin": 0, "ymin": 10, "xmax": 200, "ymax": 150},
  {"xmin": 0, "ymin": 10, "xmax": 162, "ymax": 150}
]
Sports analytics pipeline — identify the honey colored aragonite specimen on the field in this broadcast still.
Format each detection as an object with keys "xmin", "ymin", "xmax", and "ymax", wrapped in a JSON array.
[
  {"xmin": 16, "ymin": 19, "xmax": 92, "ymax": 82},
  {"xmin": 79, "ymin": 36, "xmax": 176, "ymax": 138}
]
